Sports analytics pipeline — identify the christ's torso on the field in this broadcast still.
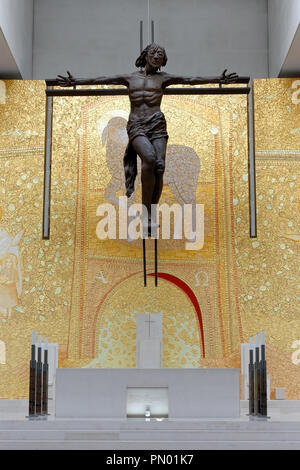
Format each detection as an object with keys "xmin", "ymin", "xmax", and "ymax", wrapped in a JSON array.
[{"xmin": 127, "ymin": 71, "xmax": 166, "ymax": 120}]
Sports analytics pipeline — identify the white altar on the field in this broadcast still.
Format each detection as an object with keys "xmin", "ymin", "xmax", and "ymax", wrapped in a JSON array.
[
  {"xmin": 55, "ymin": 368, "xmax": 240, "ymax": 418},
  {"xmin": 56, "ymin": 314, "xmax": 239, "ymax": 419}
]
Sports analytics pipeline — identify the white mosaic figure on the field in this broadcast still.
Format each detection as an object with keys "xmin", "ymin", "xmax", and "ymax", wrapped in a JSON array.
[
  {"xmin": 0, "ymin": 81, "xmax": 6, "ymax": 104},
  {"xmin": 0, "ymin": 340, "xmax": 6, "ymax": 364},
  {"xmin": 0, "ymin": 228, "xmax": 24, "ymax": 317}
]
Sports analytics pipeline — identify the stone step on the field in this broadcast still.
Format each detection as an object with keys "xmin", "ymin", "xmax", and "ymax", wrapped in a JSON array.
[
  {"xmin": 1, "ymin": 439, "xmax": 300, "ymax": 450},
  {"xmin": 1, "ymin": 428, "xmax": 300, "ymax": 442},
  {"xmin": 0, "ymin": 419, "xmax": 300, "ymax": 431}
]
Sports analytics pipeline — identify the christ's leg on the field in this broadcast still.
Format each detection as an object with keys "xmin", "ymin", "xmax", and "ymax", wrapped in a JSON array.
[
  {"xmin": 151, "ymin": 137, "xmax": 167, "ymax": 205},
  {"xmin": 131, "ymin": 135, "xmax": 156, "ymax": 221}
]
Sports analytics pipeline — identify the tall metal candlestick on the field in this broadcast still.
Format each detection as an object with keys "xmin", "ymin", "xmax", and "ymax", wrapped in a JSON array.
[
  {"xmin": 260, "ymin": 330, "xmax": 268, "ymax": 417},
  {"xmin": 248, "ymin": 337, "xmax": 254, "ymax": 416},
  {"xmin": 42, "ymin": 338, "xmax": 49, "ymax": 416},
  {"xmin": 36, "ymin": 335, "xmax": 43, "ymax": 416},
  {"xmin": 254, "ymin": 333, "xmax": 261, "ymax": 416},
  {"xmin": 28, "ymin": 330, "xmax": 37, "ymax": 417}
]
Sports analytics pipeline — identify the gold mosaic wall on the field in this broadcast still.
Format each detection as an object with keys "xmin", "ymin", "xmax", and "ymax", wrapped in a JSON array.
[{"xmin": 0, "ymin": 78, "xmax": 299, "ymax": 399}]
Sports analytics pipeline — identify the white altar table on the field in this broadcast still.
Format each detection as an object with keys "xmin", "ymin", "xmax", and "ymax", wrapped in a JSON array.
[{"xmin": 55, "ymin": 368, "xmax": 240, "ymax": 419}]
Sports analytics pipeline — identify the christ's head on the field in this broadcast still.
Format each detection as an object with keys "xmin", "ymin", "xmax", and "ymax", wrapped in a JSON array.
[{"xmin": 135, "ymin": 44, "xmax": 168, "ymax": 70}]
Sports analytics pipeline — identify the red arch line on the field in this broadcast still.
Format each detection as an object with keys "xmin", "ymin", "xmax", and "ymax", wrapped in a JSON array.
[
  {"xmin": 148, "ymin": 272, "xmax": 205, "ymax": 358},
  {"xmin": 91, "ymin": 271, "xmax": 205, "ymax": 358}
]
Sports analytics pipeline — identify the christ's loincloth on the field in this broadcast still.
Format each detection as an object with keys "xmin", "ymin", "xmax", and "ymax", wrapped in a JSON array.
[
  {"xmin": 127, "ymin": 111, "xmax": 168, "ymax": 143},
  {"xmin": 123, "ymin": 111, "xmax": 168, "ymax": 197}
]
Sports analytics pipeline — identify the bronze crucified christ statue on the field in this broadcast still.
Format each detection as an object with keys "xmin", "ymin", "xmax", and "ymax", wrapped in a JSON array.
[{"xmin": 57, "ymin": 43, "xmax": 239, "ymax": 235}]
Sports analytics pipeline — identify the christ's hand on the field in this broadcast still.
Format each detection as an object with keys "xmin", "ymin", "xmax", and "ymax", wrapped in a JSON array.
[
  {"xmin": 220, "ymin": 69, "xmax": 239, "ymax": 84},
  {"xmin": 56, "ymin": 70, "xmax": 76, "ymax": 87}
]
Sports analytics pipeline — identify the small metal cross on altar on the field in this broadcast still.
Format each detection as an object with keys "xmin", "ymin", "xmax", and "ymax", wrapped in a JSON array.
[{"xmin": 144, "ymin": 314, "xmax": 155, "ymax": 338}]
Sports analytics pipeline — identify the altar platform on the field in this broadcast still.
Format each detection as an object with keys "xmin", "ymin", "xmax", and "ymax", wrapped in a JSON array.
[{"xmin": 1, "ymin": 399, "xmax": 300, "ymax": 450}]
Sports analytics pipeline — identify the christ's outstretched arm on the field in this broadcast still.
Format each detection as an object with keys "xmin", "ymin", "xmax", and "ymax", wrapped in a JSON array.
[
  {"xmin": 162, "ymin": 69, "xmax": 239, "ymax": 87},
  {"xmin": 56, "ymin": 70, "xmax": 129, "ymax": 87}
]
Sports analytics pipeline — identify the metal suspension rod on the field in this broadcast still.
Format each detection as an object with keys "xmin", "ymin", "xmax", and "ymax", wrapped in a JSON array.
[
  {"xmin": 140, "ymin": 20, "xmax": 143, "ymax": 53},
  {"xmin": 143, "ymin": 238, "xmax": 147, "ymax": 287},
  {"xmin": 43, "ymin": 85, "xmax": 53, "ymax": 239},
  {"xmin": 151, "ymin": 20, "xmax": 154, "ymax": 44},
  {"xmin": 154, "ymin": 238, "xmax": 158, "ymax": 287},
  {"xmin": 46, "ymin": 77, "xmax": 250, "ymax": 87},
  {"xmin": 46, "ymin": 85, "xmax": 250, "ymax": 97},
  {"xmin": 249, "ymin": 88, "xmax": 257, "ymax": 237}
]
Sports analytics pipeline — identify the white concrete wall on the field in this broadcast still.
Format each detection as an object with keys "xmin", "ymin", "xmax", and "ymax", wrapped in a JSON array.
[
  {"xmin": 268, "ymin": 0, "xmax": 300, "ymax": 77},
  {"xmin": 281, "ymin": 23, "xmax": 300, "ymax": 77},
  {"xmin": 33, "ymin": 0, "xmax": 268, "ymax": 79},
  {"xmin": 151, "ymin": 0, "xmax": 268, "ymax": 79},
  {"xmin": 0, "ymin": 28, "xmax": 21, "ymax": 78},
  {"xmin": 33, "ymin": 0, "xmax": 146, "ymax": 79},
  {"xmin": 0, "ymin": 0, "xmax": 34, "ymax": 79}
]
